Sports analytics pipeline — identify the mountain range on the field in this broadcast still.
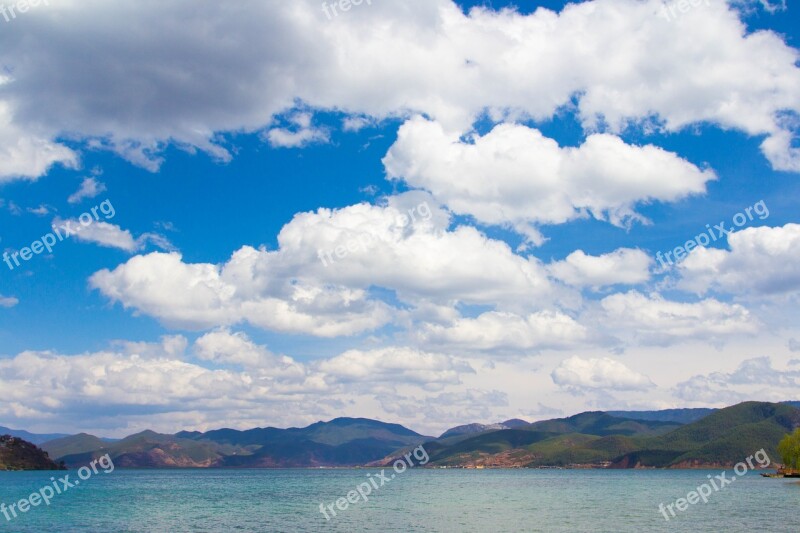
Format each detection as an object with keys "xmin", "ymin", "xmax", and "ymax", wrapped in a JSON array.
[
  {"xmin": 42, "ymin": 417, "xmax": 432, "ymax": 468},
  {"xmin": 4, "ymin": 401, "xmax": 795, "ymax": 470},
  {"xmin": 0, "ymin": 426, "xmax": 70, "ymax": 445},
  {"xmin": 378, "ymin": 402, "xmax": 800, "ymax": 469}
]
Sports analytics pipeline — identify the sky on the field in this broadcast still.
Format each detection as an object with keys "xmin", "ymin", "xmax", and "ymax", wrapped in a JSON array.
[{"xmin": 0, "ymin": 0, "xmax": 799, "ymax": 438}]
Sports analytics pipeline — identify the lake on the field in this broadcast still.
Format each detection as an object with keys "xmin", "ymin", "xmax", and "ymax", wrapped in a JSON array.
[{"xmin": 0, "ymin": 468, "xmax": 797, "ymax": 532}]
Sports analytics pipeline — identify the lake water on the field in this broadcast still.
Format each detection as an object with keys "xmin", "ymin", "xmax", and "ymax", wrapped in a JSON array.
[{"xmin": 0, "ymin": 468, "xmax": 797, "ymax": 532}]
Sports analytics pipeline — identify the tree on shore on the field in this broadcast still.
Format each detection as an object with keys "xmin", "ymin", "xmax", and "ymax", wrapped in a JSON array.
[{"xmin": 778, "ymin": 429, "xmax": 800, "ymax": 471}]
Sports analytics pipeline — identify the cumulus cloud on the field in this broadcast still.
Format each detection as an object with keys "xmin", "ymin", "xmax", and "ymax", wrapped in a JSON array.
[
  {"xmin": 378, "ymin": 389, "xmax": 510, "ymax": 433},
  {"xmin": 384, "ymin": 118, "xmax": 714, "ymax": 243},
  {"xmin": 318, "ymin": 346, "xmax": 473, "ymax": 391},
  {"xmin": 0, "ymin": 90, "xmax": 78, "ymax": 181},
  {"xmin": 90, "ymin": 250, "xmax": 394, "ymax": 336},
  {"xmin": 678, "ymin": 224, "xmax": 800, "ymax": 297},
  {"xmin": 413, "ymin": 310, "xmax": 588, "ymax": 353},
  {"xmin": 112, "ymin": 335, "xmax": 189, "ymax": 361},
  {"xmin": 0, "ymin": 333, "xmax": 475, "ymax": 434},
  {"xmin": 89, "ymin": 193, "xmax": 571, "ymax": 336},
  {"xmin": 674, "ymin": 356, "xmax": 800, "ymax": 404},
  {"xmin": 195, "ymin": 329, "xmax": 279, "ymax": 368},
  {"xmin": 549, "ymin": 248, "xmax": 651, "ymax": 289},
  {"xmin": 598, "ymin": 291, "xmax": 758, "ymax": 345},
  {"xmin": 1, "ymin": 0, "xmax": 798, "ymax": 179},
  {"xmin": 551, "ymin": 356, "xmax": 654, "ymax": 392}
]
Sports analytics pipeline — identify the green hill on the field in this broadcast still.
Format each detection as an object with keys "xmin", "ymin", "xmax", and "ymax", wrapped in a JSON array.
[
  {"xmin": 41, "ymin": 433, "xmax": 109, "ymax": 460},
  {"xmin": 606, "ymin": 408, "xmax": 714, "ymax": 424},
  {"xmin": 613, "ymin": 401, "xmax": 800, "ymax": 467},
  {"xmin": 389, "ymin": 412, "xmax": 681, "ymax": 467},
  {"xmin": 49, "ymin": 418, "xmax": 431, "ymax": 468},
  {"xmin": 403, "ymin": 402, "xmax": 800, "ymax": 468},
  {"xmin": 527, "ymin": 412, "xmax": 682, "ymax": 437},
  {"xmin": 0, "ymin": 435, "xmax": 65, "ymax": 471},
  {"xmin": 58, "ymin": 430, "xmax": 235, "ymax": 468}
]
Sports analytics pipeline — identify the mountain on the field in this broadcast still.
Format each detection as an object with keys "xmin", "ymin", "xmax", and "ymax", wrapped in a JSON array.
[
  {"xmin": 606, "ymin": 408, "xmax": 715, "ymax": 424},
  {"xmin": 0, "ymin": 435, "xmax": 65, "ymax": 471},
  {"xmin": 0, "ymin": 426, "xmax": 70, "ymax": 445},
  {"xmin": 190, "ymin": 417, "xmax": 430, "ymax": 467},
  {"xmin": 57, "ymin": 430, "xmax": 235, "ymax": 468},
  {"xmin": 22, "ymin": 402, "xmax": 800, "ymax": 469},
  {"xmin": 611, "ymin": 401, "xmax": 800, "ymax": 468},
  {"xmin": 439, "ymin": 418, "xmax": 530, "ymax": 439},
  {"xmin": 41, "ymin": 433, "xmax": 112, "ymax": 460},
  {"xmin": 404, "ymin": 402, "xmax": 800, "ymax": 468},
  {"xmin": 50, "ymin": 418, "xmax": 432, "ymax": 468},
  {"xmin": 439, "ymin": 419, "xmax": 530, "ymax": 439},
  {"xmin": 527, "ymin": 412, "xmax": 682, "ymax": 437},
  {"xmin": 410, "ymin": 412, "xmax": 682, "ymax": 467},
  {"xmin": 607, "ymin": 402, "xmax": 800, "ymax": 425}
]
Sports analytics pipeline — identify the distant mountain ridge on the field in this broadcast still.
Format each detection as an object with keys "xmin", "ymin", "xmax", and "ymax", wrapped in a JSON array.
[
  {"xmin": 0, "ymin": 426, "xmax": 69, "ymax": 445},
  {"xmin": 440, "ymin": 419, "xmax": 530, "ymax": 439},
  {"xmin": 25, "ymin": 401, "xmax": 800, "ymax": 469},
  {"xmin": 605, "ymin": 408, "xmax": 715, "ymax": 424},
  {"xmin": 388, "ymin": 402, "xmax": 800, "ymax": 469},
  {"xmin": 44, "ymin": 417, "xmax": 432, "ymax": 468},
  {"xmin": 607, "ymin": 402, "xmax": 800, "ymax": 424}
]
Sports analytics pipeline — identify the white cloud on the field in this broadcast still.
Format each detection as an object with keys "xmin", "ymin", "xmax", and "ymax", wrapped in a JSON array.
[
  {"xmin": 674, "ymin": 356, "xmax": 800, "ymax": 404},
  {"xmin": 598, "ymin": 291, "xmax": 758, "ymax": 345},
  {"xmin": 378, "ymin": 389, "xmax": 510, "ymax": 431},
  {"xmin": 265, "ymin": 112, "xmax": 329, "ymax": 148},
  {"xmin": 318, "ymin": 346, "xmax": 473, "ymax": 391},
  {"xmin": 384, "ymin": 118, "xmax": 714, "ymax": 243},
  {"xmin": 1, "ymin": 0, "xmax": 798, "ymax": 179},
  {"xmin": 551, "ymin": 356, "xmax": 654, "ymax": 392},
  {"xmin": 89, "ymin": 193, "xmax": 569, "ymax": 336},
  {"xmin": 0, "ymin": 92, "xmax": 78, "ymax": 181},
  {"xmin": 56, "ymin": 218, "xmax": 173, "ymax": 253},
  {"xmin": 112, "ymin": 335, "xmax": 188, "ymax": 361},
  {"xmin": 0, "ymin": 295, "xmax": 19, "ymax": 308},
  {"xmin": 549, "ymin": 248, "xmax": 651, "ymax": 289},
  {"xmin": 678, "ymin": 224, "xmax": 800, "ymax": 297},
  {"xmin": 25, "ymin": 206, "xmax": 49, "ymax": 218},
  {"xmin": 89, "ymin": 250, "xmax": 394, "ymax": 336},
  {"xmin": 68, "ymin": 177, "xmax": 107, "ymax": 204},
  {"xmin": 0, "ymin": 334, "xmax": 477, "ymax": 435},
  {"xmin": 342, "ymin": 116, "xmax": 374, "ymax": 132},
  {"xmin": 194, "ymin": 329, "xmax": 308, "ymax": 382},
  {"xmin": 413, "ymin": 310, "xmax": 587, "ymax": 353}
]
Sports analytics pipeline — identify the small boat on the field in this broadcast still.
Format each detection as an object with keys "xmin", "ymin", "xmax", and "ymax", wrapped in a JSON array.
[{"xmin": 762, "ymin": 468, "xmax": 800, "ymax": 478}]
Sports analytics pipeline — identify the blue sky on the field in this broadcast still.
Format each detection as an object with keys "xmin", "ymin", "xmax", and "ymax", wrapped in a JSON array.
[{"xmin": 0, "ymin": 0, "xmax": 798, "ymax": 436}]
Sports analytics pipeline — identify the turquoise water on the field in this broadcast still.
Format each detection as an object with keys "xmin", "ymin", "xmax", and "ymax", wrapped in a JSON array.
[{"xmin": 0, "ymin": 469, "xmax": 797, "ymax": 532}]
